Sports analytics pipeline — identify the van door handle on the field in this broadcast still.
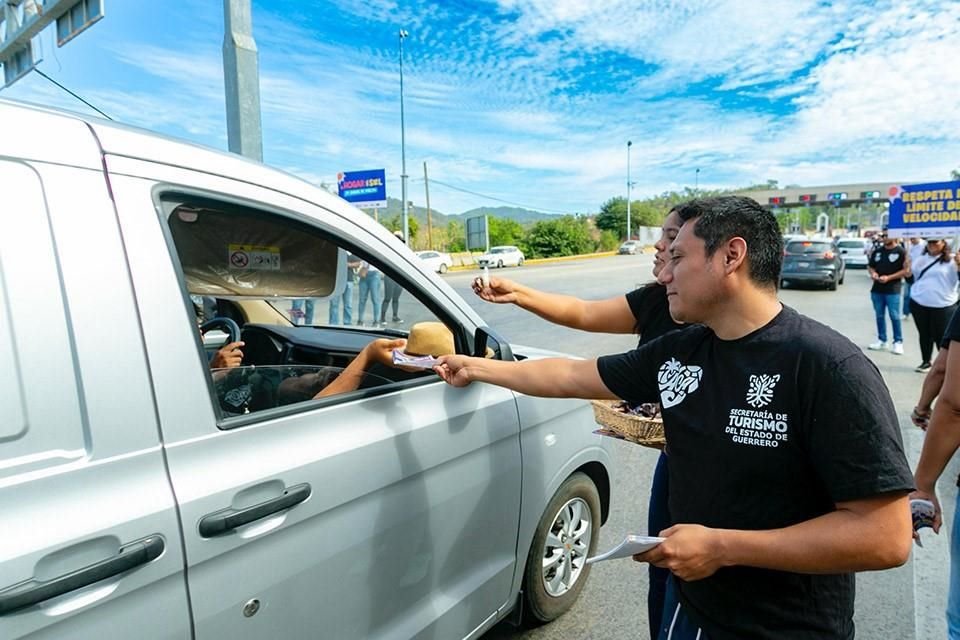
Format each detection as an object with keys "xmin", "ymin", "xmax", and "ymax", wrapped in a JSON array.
[
  {"xmin": 0, "ymin": 536, "xmax": 165, "ymax": 615},
  {"xmin": 198, "ymin": 483, "xmax": 311, "ymax": 538}
]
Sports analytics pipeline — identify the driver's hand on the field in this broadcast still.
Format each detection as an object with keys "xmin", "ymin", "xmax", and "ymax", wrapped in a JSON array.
[
  {"xmin": 362, "ymin": 338, "xmax": 407, "ymax": 368},
  {"xmin": 210, "ymin": 341, "xmax": 244, "ymax": 369}
]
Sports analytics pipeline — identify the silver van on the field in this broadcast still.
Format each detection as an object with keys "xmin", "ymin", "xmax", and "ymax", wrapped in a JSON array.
[{"xmin": 0, "ymin": 99, "xmax": 614, "ymax": 639}]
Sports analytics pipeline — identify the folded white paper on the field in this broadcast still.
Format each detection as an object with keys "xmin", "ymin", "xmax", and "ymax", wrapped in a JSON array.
[{"xmin": 586, "ymin": 535, "xmax": 664, "ymax": 564}]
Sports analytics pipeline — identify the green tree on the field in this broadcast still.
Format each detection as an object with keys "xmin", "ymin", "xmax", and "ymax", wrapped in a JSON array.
[
  {"xmin": 446, "ymin": 220, "xmax": 465, "ymax": 252},
  {"xmin": 952, "ymin": 169, "xmax": 960, "ymax": 181},
  {"xmin": 522, "ymin": 216, "xmax": 593, "ymax": 258},
  {"xmin": 595, "ymin": 197, "xmax": 627, "ymax": 235},
  {"xmin": 598, "ymin": 229, "xmax": 621, "ymax": 251},
  {"xmin": 488, "ymin": 216, "xmax": 524, "ymax": 247},
  {"xmin": 595, "ymin": 197, "xmax": 665, "ymax": 238},
  {"xmin": 383, "ymin": 214, "xmax": 419, "ymax": 241}
]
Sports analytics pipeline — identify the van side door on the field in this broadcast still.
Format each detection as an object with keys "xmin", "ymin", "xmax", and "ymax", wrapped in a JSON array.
[
  {"xmin": 106, "ymin": 160, "xmax": 523, "ymax": 640},
  {"xmin": 0, "ymin": 156, "xmax": 190, "ymax": 638}
]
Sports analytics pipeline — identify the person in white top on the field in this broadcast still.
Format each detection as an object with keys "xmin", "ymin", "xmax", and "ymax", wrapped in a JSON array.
[
  {"xmin": 908, "ymin": 238, "xmax": 960, "ymax": 372},
  {"xmin": 904, "ymin": 237, "xmax": 926, "ymax": 320}
]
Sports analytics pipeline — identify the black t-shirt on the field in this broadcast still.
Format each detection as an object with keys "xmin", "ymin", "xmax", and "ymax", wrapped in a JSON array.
[
  {"xmin": 870, "ymin": 244, "xmax": 906, "ymax": 294},
  {"xmin": 596, "ymin": 306, "xmax": 913, "ymax": 640},
  {"xmin": 626, "ymin": 283, "xmax": 683, "ymax": 347},
  {"xmin": 942, "ymin": 306, "xmax": 960, "ymax": 348}
]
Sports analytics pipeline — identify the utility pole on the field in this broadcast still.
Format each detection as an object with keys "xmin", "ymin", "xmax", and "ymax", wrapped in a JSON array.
[
  {"xmin": 626, "ymin": 140, "xmax": 633, "ymax": 241},
  {"xmin": 223, "ymin": 0, "xmax": 262, "ymax": 161},
  {"xmin": 398, "ymin": 29, "xmax": 410, "ymax": 245},
  {"xmin": 423, "ymin": 161, "xmax": 433, "ymax": 250}
]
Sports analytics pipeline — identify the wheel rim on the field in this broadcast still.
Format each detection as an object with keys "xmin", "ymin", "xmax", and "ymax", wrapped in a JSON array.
[{"xmin": 540, "ymin": 497, "xmax": 592, "ymax": 597}]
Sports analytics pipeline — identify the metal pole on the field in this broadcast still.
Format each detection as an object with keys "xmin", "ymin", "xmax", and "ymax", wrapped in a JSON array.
[
  {"xmin": 626, "ymin": 140, "xmax": 632, "ymax": 241},
  {"xmin": 399, "ymin": 29, "xmax": 410, "ymax": 244},
  {"xmin": 424, "ymin": 161, "xmax": 433, "ymax": 250},
  {"xmin": 695, "ymin": 168, "xmax": 700, "ymax": 192},
  {"xmin": 223, "ymin": 0, "xmax": 263, "ymax": 161}
]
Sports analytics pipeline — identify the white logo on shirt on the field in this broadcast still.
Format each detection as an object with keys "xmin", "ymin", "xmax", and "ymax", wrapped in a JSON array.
[
  {"xmin": 658, "ymin": 358, "xmax": 703, "ymax": 409},
  {"xmin": 746, "ymin": 374, "xmax": 780, "ymax": 408},
  {"xmin": 888, "ymin": 253, "xmax": 899, "ymax": 263}
]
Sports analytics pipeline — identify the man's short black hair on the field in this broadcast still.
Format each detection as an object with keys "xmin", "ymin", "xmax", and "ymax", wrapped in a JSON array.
[{"xmin": 674, "ymin": 196, "xmax": 783, "ymax": 288}]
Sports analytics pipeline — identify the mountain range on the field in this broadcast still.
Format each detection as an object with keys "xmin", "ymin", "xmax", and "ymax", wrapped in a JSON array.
[{"xmin": 375, "ymin": 197, "xmax": 560, "ymax": 227}]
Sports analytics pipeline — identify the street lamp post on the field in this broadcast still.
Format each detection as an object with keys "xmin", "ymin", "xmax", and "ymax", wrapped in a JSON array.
[
  {"xmin": 626, "ymin": 140, "xmax": 632, "ymax": 241},
  {"xmin": 695, "ymin": 167, "xmax": 700, "ymax": 192},
  {"xmin": 399, "ymin": 29, "xmax": 410, "ymax": 244}
]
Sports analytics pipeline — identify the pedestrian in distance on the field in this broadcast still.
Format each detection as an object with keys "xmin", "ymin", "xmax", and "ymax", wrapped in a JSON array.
[
  {"xmin": 904, "ymin": 237, "xmax": 925, "ymax": 320},
  {"xmin": 380, "ymin": 231, "xmax": 407, "ymax": 325},
  {"xmin": 911, "ymin": 304, "xmax": 960, "ymax": 638},
  {"xmin": 290, "ymin": 298, "xmax": 315, "ymax": 325},
  {"xmin": 355, "ymin": 260, "xmax": 383, "ymax": 326},
  {"xmin": 329, "ymin": 254, "xmax": 362, "ymax": 325},
  {"xmin": 436, "ymin": 196, "xmax": 913, "ymax": 639},
  {"xmin": 910, "ymin": 306, "xmax": 960, "ymax": 430},
  {"xmin": 472, "ymin": 208, "xmax": 685, "ymax": 640},
  {"xmin": 908, "ymin": 238, "xmax": 960, "ymax": 373},
  {"xmin": 866, "ymin": 232, "xmax": 909, "ymax": 355}
]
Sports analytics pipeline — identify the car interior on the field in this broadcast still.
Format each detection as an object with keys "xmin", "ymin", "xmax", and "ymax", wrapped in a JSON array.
[{"xmin": 163, "ymin": 196, "xmax": 470, "ymax": 421}]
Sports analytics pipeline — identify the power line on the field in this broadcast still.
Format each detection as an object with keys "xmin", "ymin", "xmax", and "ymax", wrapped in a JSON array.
[
  {"xmin": 32, "ymin": 68, "xmax": 112, "ymax": 120},
  {"xmin": 418, "ymin": 177, "xmax": 582, "ymax": 215}
]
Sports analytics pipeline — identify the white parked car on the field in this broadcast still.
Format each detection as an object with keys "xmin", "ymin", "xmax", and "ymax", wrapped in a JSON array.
[
  {"xmin": 415, "ymin": 250, "xmax": 453, "ymax": 273},
  {"xmin": 477, "ymin": 245, "xmax": 525, "ymax": 268},
  {"xmin": 837, "ymin": 238, "xmax": 871, "ymax": 268}
]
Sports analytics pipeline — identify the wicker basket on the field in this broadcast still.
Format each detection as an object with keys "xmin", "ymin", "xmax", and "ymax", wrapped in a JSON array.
[{"xmin": 591, "ymin": 400, "xmax": 665, "ymax": 448}]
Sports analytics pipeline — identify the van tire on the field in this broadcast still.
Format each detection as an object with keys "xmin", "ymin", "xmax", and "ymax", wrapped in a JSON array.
[{"xmin": 522, "ymin": 472, "xmax": 601, "ymax": 625}]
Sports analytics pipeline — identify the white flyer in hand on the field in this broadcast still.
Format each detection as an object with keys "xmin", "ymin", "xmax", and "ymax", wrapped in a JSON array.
[
  {"xmin": 392, "ymin": 349, "xmax": 440, "ymax": 369},
  {"xmin": 586, "ymin": 535, "xmax": 664, "ymax": 564}
]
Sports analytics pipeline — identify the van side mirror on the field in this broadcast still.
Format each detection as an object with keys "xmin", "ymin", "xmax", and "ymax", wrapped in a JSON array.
[{"xmin": 474, "ymin": 326, "xmax": 513, "ymax": 361}]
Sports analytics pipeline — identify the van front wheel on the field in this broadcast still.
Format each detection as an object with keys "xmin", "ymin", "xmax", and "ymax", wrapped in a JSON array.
[{"xmin": 522, "ymin": 472, "xmax": 600, "ymax": 624}]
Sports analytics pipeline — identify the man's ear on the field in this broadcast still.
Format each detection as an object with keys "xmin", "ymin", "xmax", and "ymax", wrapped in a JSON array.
[{"xmin": 722, "ymin": 237, "xmax": 748, "ymax": 275}]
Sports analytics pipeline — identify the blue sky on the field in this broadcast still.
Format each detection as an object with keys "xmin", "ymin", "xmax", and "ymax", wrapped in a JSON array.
[{"xmin": 4, "ymin": 0, "xmax": 959, "ymax": 214}]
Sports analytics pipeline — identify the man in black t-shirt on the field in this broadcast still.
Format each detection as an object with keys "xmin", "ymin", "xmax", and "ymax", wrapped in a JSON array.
[
  {"xmin": 913, "ymin": 305, "xmax": 960, "ymax": 637},
  {"xmin": 434, "ymin": 196, "xmax": 913, "ymax": 639},
  {"xmin": 867, "ymin": 234, "xmax": 909, "ymax": 354}
]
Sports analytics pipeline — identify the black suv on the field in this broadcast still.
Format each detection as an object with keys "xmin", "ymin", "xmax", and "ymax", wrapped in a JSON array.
[{"xmin": 780, "ymin": 239, "xmax": 846, "ymax": 290}]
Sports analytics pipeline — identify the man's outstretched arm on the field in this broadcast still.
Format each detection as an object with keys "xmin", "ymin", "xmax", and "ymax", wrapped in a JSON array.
[{"xmin": 433, "ymin": 354, "xmax": 618, "ymax": 399}]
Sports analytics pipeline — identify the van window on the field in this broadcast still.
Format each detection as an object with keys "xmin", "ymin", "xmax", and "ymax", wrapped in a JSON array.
[{"xmin": 160, "ymin": 195, "xmax": 459, "ymax": 423}]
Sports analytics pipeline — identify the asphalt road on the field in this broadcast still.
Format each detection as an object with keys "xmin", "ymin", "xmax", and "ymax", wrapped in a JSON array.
[{"xmin": 434, "ymin": 255, "xmax": 955, "ymax": 640}]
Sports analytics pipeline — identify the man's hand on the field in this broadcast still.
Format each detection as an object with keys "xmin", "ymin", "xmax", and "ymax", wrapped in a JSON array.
[
  {"xmin": 210, "ymin": 341, "xmax": 244, "ymax": 369},
  {"xmin": 361, "ymin": 338, "xmax": 407, "ymax": 368},
  {"xmin": 472, "ymin": 276, "xmax": 519, "ymax": 304},
  {"xmin": 634, "ymin": 524, "xmax": 729, "ymax": 581},
  {"xmin": 909, "ymin": 488, "xmax": 943, "ymax": 534},
  {"xmin": 433, "ymin": 354, "xmax": 479, "ymax": 387}
]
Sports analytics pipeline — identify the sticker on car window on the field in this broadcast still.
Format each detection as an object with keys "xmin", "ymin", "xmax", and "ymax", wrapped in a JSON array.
[{"xmin": 228, "ymin": 244, "xmax": 281, "ymax": 271}]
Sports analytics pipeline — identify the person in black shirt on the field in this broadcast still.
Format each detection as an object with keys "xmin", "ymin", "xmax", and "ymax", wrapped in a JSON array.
[
  {"xmin": 912, "ymin": 304, "xmax": 960, "ymax": 637},
  {"xmin": 435, "ymin": 196, "xmax": 913, "ymax": 639},
  {"xmin": 866, "ymin": 234, "xmax": 909, "ymax": 354},
  {"xmin": 471, "ymin": 210, "xmax": 684, "ymax": 639}
]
